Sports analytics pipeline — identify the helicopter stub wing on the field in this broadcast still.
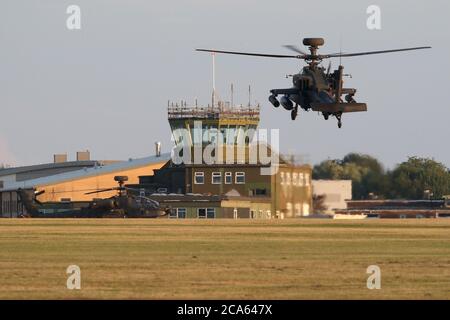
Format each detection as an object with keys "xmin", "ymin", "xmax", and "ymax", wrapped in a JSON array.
[
  {"xmin": 270, "ymin": 88, "xmax": 299, "ymax": 95},
  {"xmin": 311, "ymin": 103, "xmax": 367, "ymax": 113}
]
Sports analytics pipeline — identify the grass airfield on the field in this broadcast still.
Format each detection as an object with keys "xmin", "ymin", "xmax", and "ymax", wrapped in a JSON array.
[{"xmin": 0, "ymin": 219, "xmax": 449, "ymax": 299}]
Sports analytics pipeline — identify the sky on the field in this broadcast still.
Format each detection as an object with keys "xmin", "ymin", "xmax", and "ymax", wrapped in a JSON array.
[{"xmin": 0, "ymin": 0, "xmax": 449, "ymax": 169}]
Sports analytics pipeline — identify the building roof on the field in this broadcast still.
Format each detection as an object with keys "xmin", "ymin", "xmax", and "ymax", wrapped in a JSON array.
[
  {"xmin": 0, "ymin": 160, "xmax": 100, "ymax": 177},
  {"xmin": 148, "ymin": 193, "xmax": 272, "ymax": 203},
  {"xmin": 0, "ymin": 153, "xmax": 171, "ymax": 192}
]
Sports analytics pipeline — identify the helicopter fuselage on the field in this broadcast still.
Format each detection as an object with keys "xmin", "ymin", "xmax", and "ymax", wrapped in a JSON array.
[{"xmin": 268, "ymin": 64, "xmax": 364, "ymax": 126}]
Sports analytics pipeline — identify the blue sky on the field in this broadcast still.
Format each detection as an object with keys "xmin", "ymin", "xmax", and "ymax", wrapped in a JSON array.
[{"xmin": 0, "ymin": 0, "xmax": 448, "ymax": 168}]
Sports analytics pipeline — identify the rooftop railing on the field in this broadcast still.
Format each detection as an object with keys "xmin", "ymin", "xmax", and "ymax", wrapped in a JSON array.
[{"xmin": 168, "ymin": 101, "xmax": 260, "ymax": 120}]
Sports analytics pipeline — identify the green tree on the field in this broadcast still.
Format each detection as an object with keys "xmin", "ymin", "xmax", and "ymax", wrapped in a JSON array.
[
  {"xmin": 312, "ymin": 159, "xmax": 343, "ymax": 180},
  {"xmin": 342, "ymin": 153, "xmax": 384, "ymax": 174},
  {"xmin": 389, "ymin": 157, "xmax": 450, "ymax": 199},
  {"xmin": 313, "ymin": 153, "xmax": 388, "ymax": 199}
]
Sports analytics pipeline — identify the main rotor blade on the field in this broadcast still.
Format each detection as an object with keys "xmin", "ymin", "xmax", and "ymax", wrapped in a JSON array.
[
  {"xmin": 34, "ymin": 190, "xmax": 45, "ymax": 197},
  {"xmin": 322, "ymin": 46, "xmax": 431, "ymax": 58},
  {"xmin": 139, "ymin": 196, "xmax": 160, "ymax": 208},
  {"xmin": 85, "ymin": 187, "xmax": 118, "ymax": 195},
  {"xmin": 196, "ymin": 48, "xmax": 301, "ymax": 59},
  {"xmin": 282, "ymin": 45, "xmax": 307, "ymax": 55},
  {"xmin": 124, "ymin": 187, "xmax": 142, "ymax": 193}
]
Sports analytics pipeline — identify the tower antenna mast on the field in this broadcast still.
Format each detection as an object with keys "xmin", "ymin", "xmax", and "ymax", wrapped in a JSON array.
[
  {"xmin": 212, "ymin": 52, "xmax": 216, "ymax": 108},
  {"xmin": 231, "ymin": 83, "xmax": 234, "ymax": 107}
]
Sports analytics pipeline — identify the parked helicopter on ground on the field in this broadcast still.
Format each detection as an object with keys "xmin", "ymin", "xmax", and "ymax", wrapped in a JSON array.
[
  {"xmin": 197, "ymin": 38, "xmax": 431, "ymax": 128},
  {"xmin": 17, "ymin": 176, "xmax": 170, "ymax": 218}
]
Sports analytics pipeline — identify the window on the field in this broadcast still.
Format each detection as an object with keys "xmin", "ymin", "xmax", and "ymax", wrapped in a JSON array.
[
  {"xmin": 169, "ymin": 208, "xmax": 187, "ymax": 219},
  {"xmin": 286, "ymin": 172, "xmax": 291, "ymax": 185},
  {"xmin": 177, "ymin": 208, "xmax": 186, "ymax": 219},
  {"xmin": 194, "ymin": 172, "xmax": 204, "ymax": 184},
  {"xmin": 292, "ymin": 173, "xmax": 298, "ymax": 186},
  {"xmin": 295, "ymin": 203, "xmax": 302, "ymax": 216},
  {"xmin": 235, "ymin": 172, "xmax": 245, "ymax": 184},
  {"xmin": 207, "ymin": 208, "xmax": 215, "ymax": 218},
  {"xmin": 304, "ymin": 173, "xmax": 310, "ymax": 186},
  {"xmin": 253, "ymin": 188, "xmax": 267, "ymax": 196},
  {"xmin": 233, "ymin": 208, "xmax": 238, "ymax": 219},
  {"xmin": 169, "ymin": 208, "xmax": 177, "ymax": 218},
  {"xmin": 212, "ymin": 172, "xmax": 222, "ymax": 184},
  {"xmin": 225, "ymin": 172, "xmax": 232, "ymax": 184},
  {"xmin": 286, "ymin": 202, "xmax": 293, "ymax": 217},
  {"xmin": 298, "ymin": 173, "xmax": 304, "ymax": 187},
  {"xmin": 198, "ymin": 208, "xmax": 206, "ymax": 218},
  {"xmin": 198, "ymin": 208, "xmax": 215, "ymax": 219},
  {"xmin": 302, "ymin": 203, "xmax": 310, "ymax": 216},
  {"xmin": 280, "ymin": 172, "xmax": 285, "ymax": 185}
]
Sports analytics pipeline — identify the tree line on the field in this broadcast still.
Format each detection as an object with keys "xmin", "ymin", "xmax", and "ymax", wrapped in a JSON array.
[{"xmin": 313, "ymin": 153, "xmax": 450, "ymax": 200}]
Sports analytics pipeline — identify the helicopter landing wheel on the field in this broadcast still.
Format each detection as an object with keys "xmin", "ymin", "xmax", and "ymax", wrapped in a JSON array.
[
  {"xmin": 291, "ymin": 107, "xmax": 298, "ymax": 120},
  {"xmin": 336, "ymin": 113, "xmax": 342, "ymax": 128},
  {"xmin": 323, "ymin": 113, "xmax": 329, "ymax": 120}
]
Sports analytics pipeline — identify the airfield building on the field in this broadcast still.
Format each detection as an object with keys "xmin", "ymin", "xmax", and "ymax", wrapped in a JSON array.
[
  {"xmin": 0, "ymin": 101, "xmax": 313, "ymax": 218},
  {"xmin": 312, "ymin": 180, "xmax": 352, "ymax": 215}
]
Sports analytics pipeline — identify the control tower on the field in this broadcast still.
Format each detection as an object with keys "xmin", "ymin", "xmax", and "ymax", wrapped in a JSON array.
[{"xmin": 168, "ymin": 100, "xmax": 260, "ymax": 147}]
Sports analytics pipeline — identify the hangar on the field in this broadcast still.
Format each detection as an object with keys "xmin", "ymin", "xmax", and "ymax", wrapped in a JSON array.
[{"xmin": 0, "ymin": 153, "xmax": 170, "ymax": 217}]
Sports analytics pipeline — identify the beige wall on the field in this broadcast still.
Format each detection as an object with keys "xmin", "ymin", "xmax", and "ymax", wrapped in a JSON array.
[
  {"xmin": 312, "ymin": 180, "xmax": 352, "ymax": 213},
  {"xmin": 37, "ymin": 161, "xmax": 167, "ymax": 202},
  {"xmin": 221, "ymin": 199, "xmax": 272, "ymax": 218},
  {"xmin": 272, "ymin": 165, "xmax": 312, "ymax": 217}
]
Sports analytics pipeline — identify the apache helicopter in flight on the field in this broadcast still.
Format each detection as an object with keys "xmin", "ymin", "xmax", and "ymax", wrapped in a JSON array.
[
  {"xmin": 197, "ymin": 38, "xmax": 431, "ymax": 128},
  {"xmin": 17, "ymin": 176, "xmax": 170, "ymax": 218}
]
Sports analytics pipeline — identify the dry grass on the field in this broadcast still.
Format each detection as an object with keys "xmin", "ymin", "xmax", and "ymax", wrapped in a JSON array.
[{"xmin": 0, "ymin": 219, "xmax": 449, "ymax": 299}]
